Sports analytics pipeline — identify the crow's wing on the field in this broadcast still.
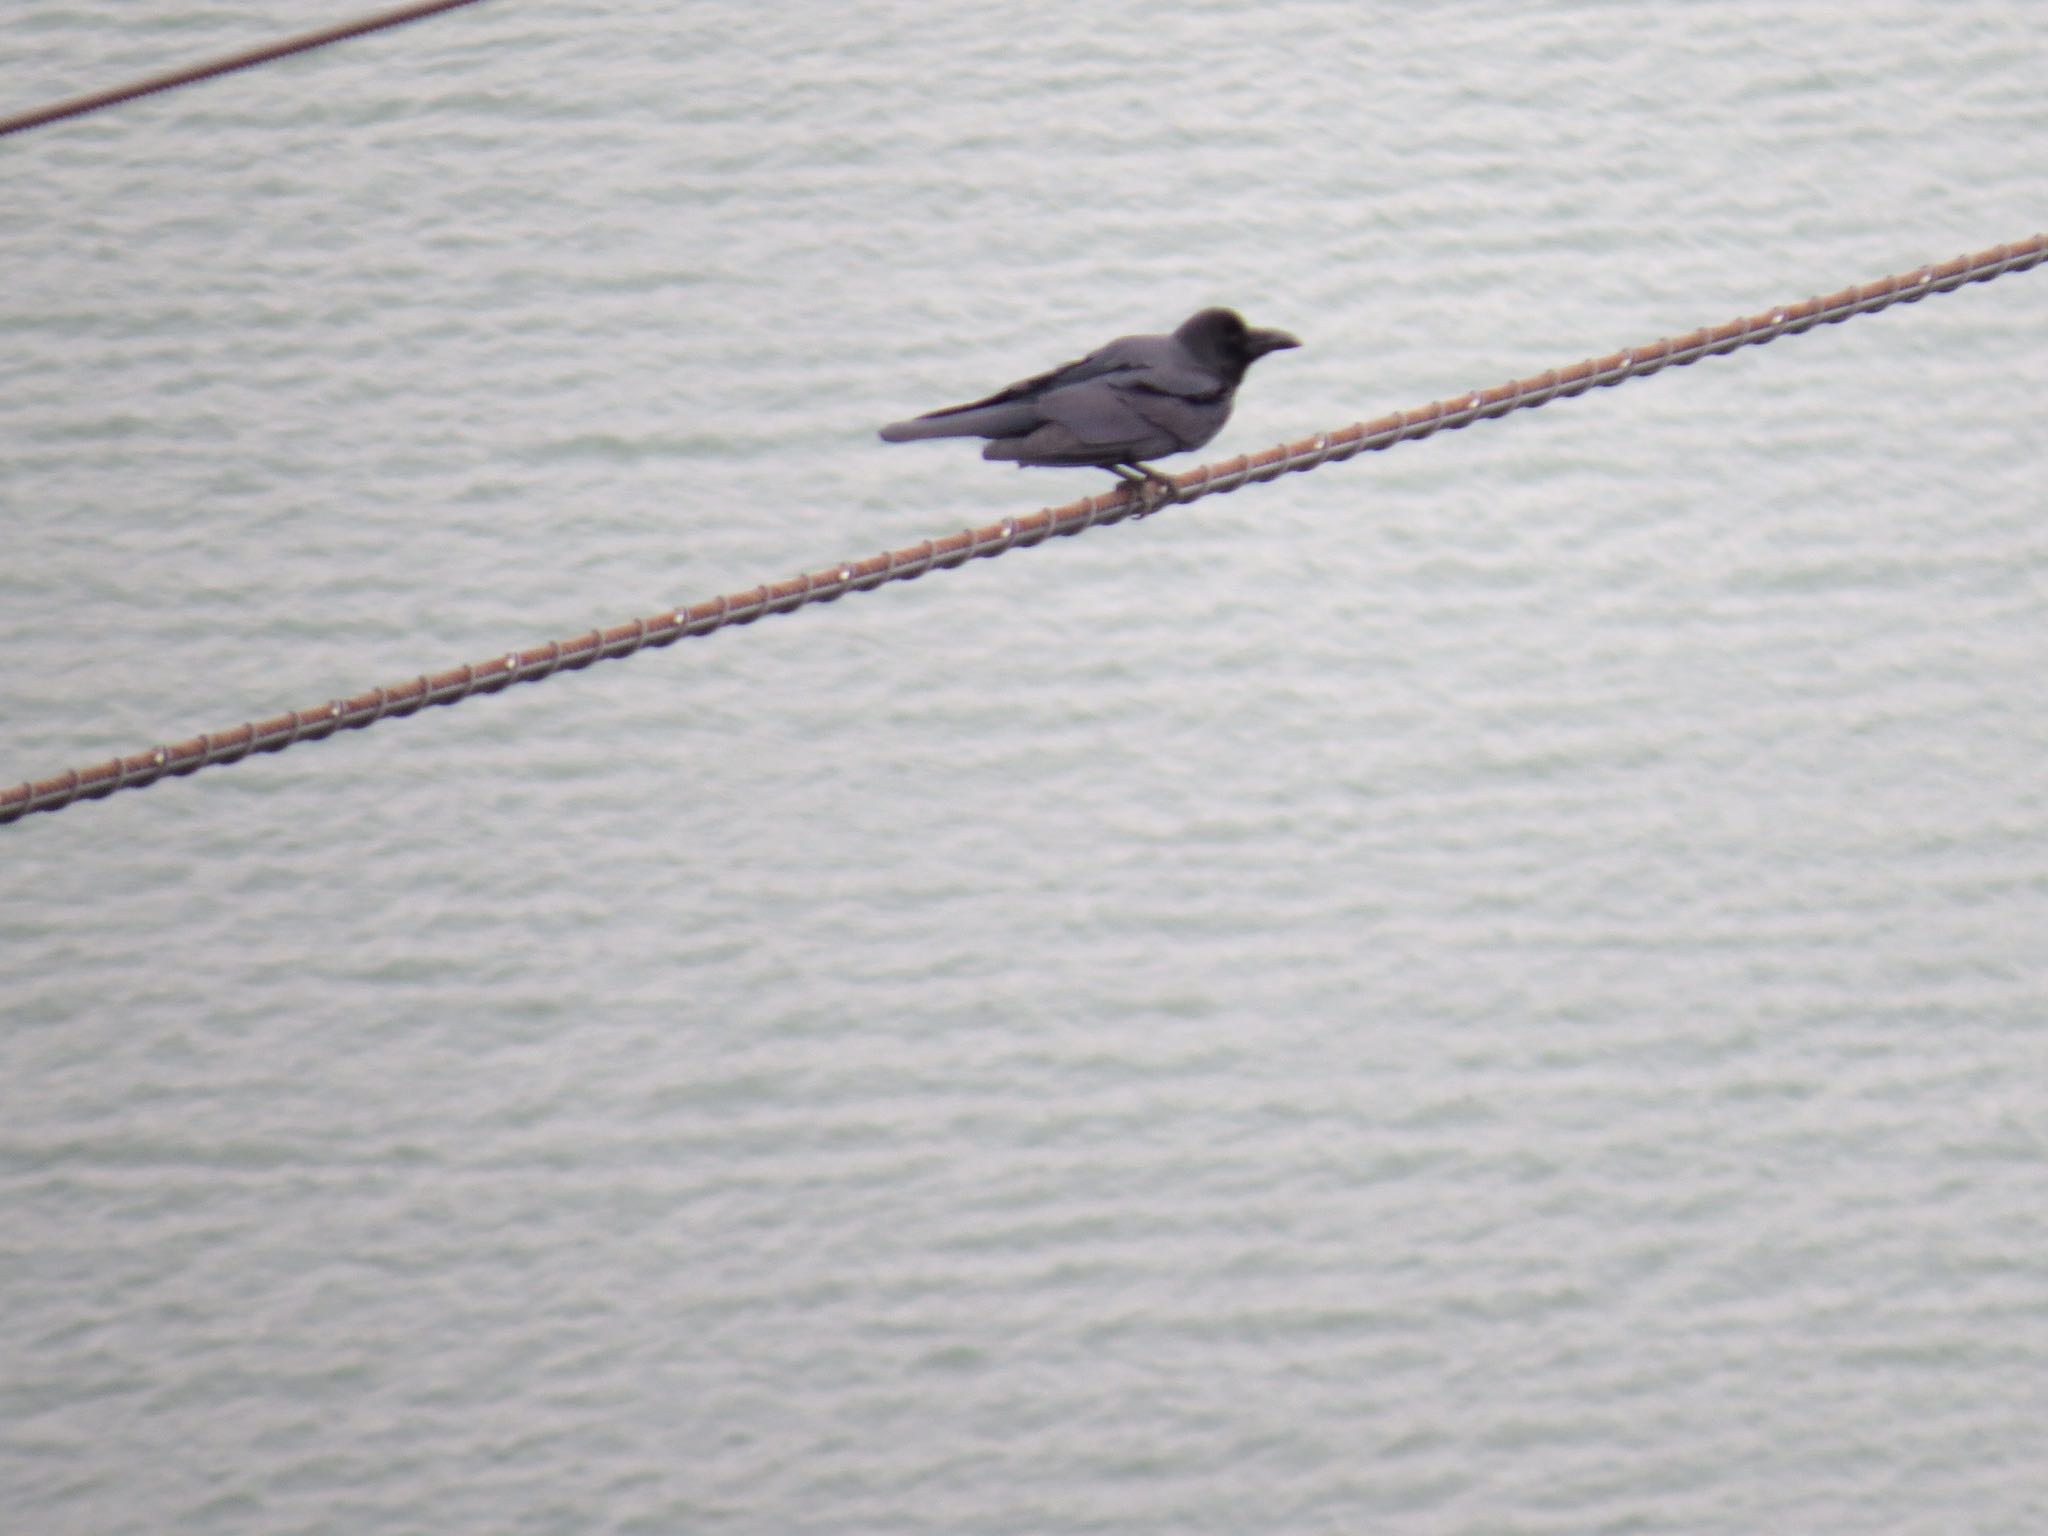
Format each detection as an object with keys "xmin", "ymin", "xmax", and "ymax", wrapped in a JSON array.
[
  {"xmin": 910, "ymin": 333, "xmax": 1197, "ymax": 419},
  {"xmin": 1033, "ymin": 378, "xmax": 1163, "ymax": 448},
  {"xmin": 1119, "ymin": 368, "xmax": 1232, "ymax": 403},
  {"xmin": 1028, "ymin": 354, "xmax": 1231, "ymax": 440},
  {"xmin": 1117, "ymin": 371, "xmax": 1235, "ymax": 452},
  {"xmin": 984, "ymin": 368, "xmax": 1231, "ymax": 466}
]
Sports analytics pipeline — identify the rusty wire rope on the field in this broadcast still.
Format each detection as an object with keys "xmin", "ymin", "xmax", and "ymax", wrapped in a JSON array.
[
  {"xmin": 0, "ymin": 0, "xmax": 495, "ymax": 139},
  {"xmin": 5, "ymin": 233, "xmax": 2045, "ymax": 827}
]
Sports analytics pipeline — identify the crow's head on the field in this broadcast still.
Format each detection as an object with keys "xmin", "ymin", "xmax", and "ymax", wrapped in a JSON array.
[{"xmin": 1176, "ymin": 308, "xmax": 1301, "ymax": 384}]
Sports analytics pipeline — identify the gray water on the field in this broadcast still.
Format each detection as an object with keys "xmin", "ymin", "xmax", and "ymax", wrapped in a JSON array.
[{"xmin": 5, "ymin": 3, "xmax": 2048, "ymax": 1531}]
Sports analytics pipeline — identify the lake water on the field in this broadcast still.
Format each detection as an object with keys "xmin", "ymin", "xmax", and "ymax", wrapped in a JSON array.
[{"xmin": 4, "ymin": 3, "xmax": 2047, "ymax": 1531}]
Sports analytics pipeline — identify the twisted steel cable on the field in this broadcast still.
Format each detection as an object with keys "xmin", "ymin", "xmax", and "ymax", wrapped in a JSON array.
[
  {"xmin": 0, "ymin": 0, "xmax": 494, "ymax": 138},
  {"xmin": 5, "ymin": 233, "xmax": 2044, "ymax": 826}
]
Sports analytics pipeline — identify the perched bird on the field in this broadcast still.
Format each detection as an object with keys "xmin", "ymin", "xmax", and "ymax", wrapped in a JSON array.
[{"xmin": 879, "ymin": 307, "xmax": 1300, "ymax": 498}]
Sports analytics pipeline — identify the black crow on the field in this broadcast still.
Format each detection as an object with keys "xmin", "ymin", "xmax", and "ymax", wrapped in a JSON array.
[{"xmin": 880, "ymin": 308, "xmax": 1300, "ymax": 498}]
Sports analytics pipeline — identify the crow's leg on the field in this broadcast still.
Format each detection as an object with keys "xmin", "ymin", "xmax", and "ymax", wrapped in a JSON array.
[{"xmin": 1109, "ymin": 463, "xmax": 1178, "ymax": 518}]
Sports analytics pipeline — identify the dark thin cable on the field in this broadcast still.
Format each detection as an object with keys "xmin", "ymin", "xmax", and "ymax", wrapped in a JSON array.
[
  {"xmin": 0, "ymin": 0, "xmax": 495, "ymax": 139},
  {"xmin": 4, "ymin": 233, "xmax": 2044, "ymax": 826}
]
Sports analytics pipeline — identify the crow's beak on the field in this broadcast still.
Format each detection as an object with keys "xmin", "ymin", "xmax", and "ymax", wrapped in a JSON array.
[{"xmin": 1250, "ymin": 327, "xmax": 1302, "ymax": 357}]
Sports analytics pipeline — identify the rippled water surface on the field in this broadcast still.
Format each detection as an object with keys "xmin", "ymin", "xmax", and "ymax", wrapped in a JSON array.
[{"xmin": 5, "ymin": 3, "xmax": 2048, "ymax": 1532}]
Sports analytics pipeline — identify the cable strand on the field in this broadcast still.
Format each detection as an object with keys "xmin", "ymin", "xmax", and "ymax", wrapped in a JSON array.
[
  {"xmin": 5, "ymin": 232, "xmax": 2043, "ymax": 826},
  {"xmin": 0, "ymin": 0, "xmax": 495, "ymax": 138}
]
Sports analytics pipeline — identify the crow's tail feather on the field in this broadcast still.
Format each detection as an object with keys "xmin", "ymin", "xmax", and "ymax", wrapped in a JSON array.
[{"xmin": 878, "ymin": 400, "xmax": 1042, "ymax": 443}]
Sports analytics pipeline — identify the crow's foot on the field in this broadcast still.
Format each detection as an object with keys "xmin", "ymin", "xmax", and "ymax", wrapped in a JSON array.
[{"xmin": 1110, "ymin": 463, "xmax": 1179, "ymax": 519}]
